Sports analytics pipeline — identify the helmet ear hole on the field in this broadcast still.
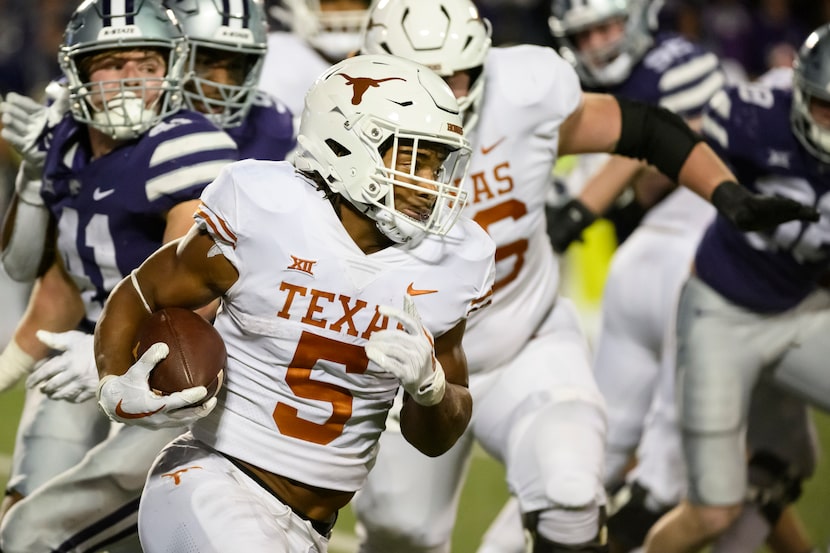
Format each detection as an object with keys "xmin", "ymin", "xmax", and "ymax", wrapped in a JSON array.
[{"xmin": 325, "ymin": 139, "xmax": 352, "ymax": 157}]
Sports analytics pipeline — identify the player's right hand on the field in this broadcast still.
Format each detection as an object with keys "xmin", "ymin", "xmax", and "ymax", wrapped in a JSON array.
[
  {"xmin": 96, "ymin": 343, "xmax": 216, "ymax": 429},
  {"xmin": 547, "ymin": 198, "xmax": 597, "ymax": 253},
  {"xmin": 711, "ymin": 180, "xmax": 820, "ymax": 231}
]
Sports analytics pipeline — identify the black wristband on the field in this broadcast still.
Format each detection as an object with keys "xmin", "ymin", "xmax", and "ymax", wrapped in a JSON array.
[
  {"xmin": 613, "ymin": 97, "xmax": 701, "ymax": 182},
  {"xmin": 710, "ymin": 180, "xmax": 750, "ymax": 215}
]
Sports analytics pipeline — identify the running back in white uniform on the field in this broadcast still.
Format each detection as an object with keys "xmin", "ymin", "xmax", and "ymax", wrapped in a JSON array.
[{"xmin": 138, "ymin": 159, "xmax": 495, "ymax": 551}]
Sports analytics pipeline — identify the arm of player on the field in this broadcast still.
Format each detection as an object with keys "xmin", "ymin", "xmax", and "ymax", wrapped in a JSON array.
[
  {"xmin": 557, "ymin": 93, "xmax": 819, "ymax": 232},
  {"xmin": 94, "ymin": 225, "xmax": 238, "ymax": 427},
  {"xmin": 365, "ymin": 298, "xmax": 472, "ymax": 457},
  {"xmin": 547, "ymin": 156, "xmax": 644, "ymax": 253},
  {"xmin": 0, "ymin": 260, "xmax": 85, "ymax": 393},
  {"xmin": 1, "ymin": 89, "xmax": 69, "ymax": 281}
]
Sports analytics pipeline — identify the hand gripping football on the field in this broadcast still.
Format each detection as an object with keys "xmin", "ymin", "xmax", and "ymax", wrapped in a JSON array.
[{"xmin": 134, "ymin": 308, "xmax": 226, "ymax": 401}]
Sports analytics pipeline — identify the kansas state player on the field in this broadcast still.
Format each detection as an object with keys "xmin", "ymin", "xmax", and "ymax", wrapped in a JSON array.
[
  {"xmin": 0, "ymin": 1, "xmax": 298, "ymax": 552},
  {"xmin": 259, "ymin": 0, "xmax": 370, "ymax": 120},
  {"xmin": 519, "ymin": 2, "xmax": 821, "ymax": 551},
  {"xmin": 351, "ymin": 1, "xmax": 816, "ymax": 552},
  {"xmin": 172, "ymin": 0, "xmax": 295, "ymax": 160},
  {"xmin": 0, "ymin": 0, "xmax": 236, "ymax": 549},
  {"xmin": 642, "ymin": 23, "xmax": 830, "ymax": 553}
]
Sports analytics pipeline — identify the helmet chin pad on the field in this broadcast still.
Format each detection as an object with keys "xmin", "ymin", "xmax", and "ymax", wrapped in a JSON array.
[{"xmin": 90, "ymin": 90, "xmax": 158, "ymax": 140}]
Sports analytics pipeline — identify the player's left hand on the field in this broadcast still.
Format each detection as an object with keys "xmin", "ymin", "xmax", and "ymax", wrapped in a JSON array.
[
  {"xmin": 0, "ymin": 85, "xmax": 69, "ymax": 175},
  {"xmin": 712, "ymin": 180, "xmax": 820, "ymax": 231},
  {"xmin": 27, "ymin": 330, "xmax": 99, "ymax": 403},
  {"xmin": 365, "ymin": 295, "xmax": 446, "ymax": 406}
]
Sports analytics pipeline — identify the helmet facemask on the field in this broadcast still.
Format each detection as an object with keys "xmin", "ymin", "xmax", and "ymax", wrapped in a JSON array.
[
  {"xmin": 184, "ymin": 45, "xmax": 264, "ymax": 128},
  {"xmin": 294, "ymin": 54, "xmax": 472, "ymax": 246},
  {"xmin": 371, "ymin": 132, "xmax": 470, "ymax": 244},
  {"xmin": 169, "ymin": 0, "xmax": 269, "ymax": 129},
  {"xmin": 59, "ymin": 0, "xmax": 188, "ymax": 141},
  {"xmin": 549, "ymin": 0, "xmax": 660, "ymax": 87},
  {"xmin": 275, "ymin": 0, "xmax": 370, "ymax": 61},
  {"xmin": 64, "ymin": 46, "xmax": 187, "ymax": 141}
]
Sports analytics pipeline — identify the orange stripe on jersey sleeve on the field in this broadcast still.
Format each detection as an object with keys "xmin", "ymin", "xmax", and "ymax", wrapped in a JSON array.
[
  {"xmin": 467, "ymin": 287, "xmax": 494, "ymax": 315},
  {"xmin": 196, "ymin": 205, "xmax": 238, "ymax": 247}
]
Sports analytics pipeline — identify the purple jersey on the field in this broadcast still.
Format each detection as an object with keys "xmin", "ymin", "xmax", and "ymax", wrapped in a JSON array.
[
  {"xmin": 227, "ymin": 91, "xmax": 295, "ymax": 161},
  {"xmin": 698, "ymin": 85, "xmax": 830, "ymax": 312},
  {"xmin": 41, "ymin": 109, "xmax": 239, "ymax": 319},
  {"xmin": 599, "ymin": 33, "xmax": 724, "ymax": 120}
]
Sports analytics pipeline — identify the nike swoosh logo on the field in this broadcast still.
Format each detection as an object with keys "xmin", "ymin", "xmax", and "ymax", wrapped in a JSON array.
[
  {"xmin": 115, "ymin": 399, "xmax": 165, "ymax": 419},
  {"xmin": 407, "ymin": 282, "xmax": 438, "ymax": 296},
  {"xmin": 480, "ymin": 137, "xmax": 506, "ymax": 155},
  {"xmin": 93, "ymin": 187, "xmax": 115, "ymax": 201}
]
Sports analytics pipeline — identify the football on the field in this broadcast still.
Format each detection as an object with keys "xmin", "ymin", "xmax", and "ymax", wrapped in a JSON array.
[{"xmin": 134, "ymin": 307, "xmax": 226, "ymax": 402}]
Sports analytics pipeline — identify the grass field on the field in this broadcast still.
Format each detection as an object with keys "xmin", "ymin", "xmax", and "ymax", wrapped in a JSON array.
[{"xmin": 2, "ymin": 380, "xmax": 829, "ymax": 552}]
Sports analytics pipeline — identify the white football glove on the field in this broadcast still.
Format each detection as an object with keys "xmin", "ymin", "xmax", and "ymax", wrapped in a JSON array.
[
  {"xmin": 26, "ymin": 330, "xmax": 99, "ymax": 403},
  {"xmin": 1, "ymin": 85, "xmax": 69, "ymax": 194},
  {"xmin": 0, "ymin": 340, "xmax": 38, "ymax": 393},
  {"xmin": 365, "ymin": 295, "xmax": 446, "ymax": 407},
  {"xmin": 96, "ymin": 343, "xmax": 217, "ymax": 429}
]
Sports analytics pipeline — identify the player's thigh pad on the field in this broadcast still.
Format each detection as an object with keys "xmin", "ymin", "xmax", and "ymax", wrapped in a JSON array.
[
  {"xmin": 138, "ymin": 433, "xmax": 328, "ymax": 553},
  {"xmin": 472, "ymin": 298, "xmax": 606, "ymax": 512},
  {"xmin": 678, "ymin": 277, "xmax": 801, "ymax": 505},
  {"xmin": 769, "ymin": 289, "xmax": 830, "ymax": 412},
  {"xmin": 8, "ymin": 387, "xmax": 111, "ymax": 495}
]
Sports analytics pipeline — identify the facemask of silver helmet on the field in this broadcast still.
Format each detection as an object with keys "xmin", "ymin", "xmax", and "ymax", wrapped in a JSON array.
[
  {"xmin": 168, "ymin": 0, "xmax": 267, "ymax": 128},
  {"xmin": 792, "ymin": 24, "xmax": 830, "ymax": 165},
  {"xmin": 549, "ymin": 0, "xmax": 662, "ymax": 88},
  {"xmin": 270, "ymin": 0, "xmax": 370, "ymax": 61},
  {"xmin": 294, "ymin": 54, "xmax": 472, "ymax": 246},
  {"xmin": 59, "ymin": 0, "xmax": 188, "ymax": 140},
  {"xmin": 360, "ymin": 0, "xmax": 492, "ymax": 132}
]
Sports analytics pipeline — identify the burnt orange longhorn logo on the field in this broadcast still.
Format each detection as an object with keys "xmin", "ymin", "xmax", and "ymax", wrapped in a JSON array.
[{"xmin": 338, "ymin": 73, "xmax": 405, "ymax": 104}]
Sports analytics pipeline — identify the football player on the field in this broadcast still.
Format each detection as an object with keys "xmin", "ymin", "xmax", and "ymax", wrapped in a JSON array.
[
  {"xmin": 642, "ymin": 23, "xmax": 830, "ymax": 553},
  {"xmin": 0, "ymin": 1, "xmax": 298, "ymax": 551},
  {"xmin": 537, "ymin": 1, "xmax": 819, "ymax": 551},
  {"xmin": 93, "ymin": 53, "xmax": 496, "ymax": 552},
  {"xmin": 174, "ymin": 0, "xmax": 296, "ymax": 160},
  {"xmin": 350, "ymin": 0, "xmax": 818, "ymax": 552},
  {"xmin": 259, "ymin": 0, "xmax": 371, "ymax": 120},
  {"xmin": 0, "ymin": 0, "xmax": 238, "ymax": 522}
]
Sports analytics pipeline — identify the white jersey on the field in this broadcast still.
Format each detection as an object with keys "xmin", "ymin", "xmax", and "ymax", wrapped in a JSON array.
[
  {"xmin": 462, "ymin": 45, "xmax": 582, "ymax": 374},
  {"xmin": 191, "ymin": 160, "xmax": 495, "ymax": 492},
  {"xmin": 259, "ymin": 32, "xmax": 333, "ymax": 120}
]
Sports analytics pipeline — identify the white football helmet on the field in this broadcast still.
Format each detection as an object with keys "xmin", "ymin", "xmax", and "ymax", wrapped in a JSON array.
[
  {"xmin": 270, "ymin": 0, "xmax": 370, "ymax": 61},
  {"xmin": 168, "ymin": 0, "xmax": 268, "ymax": 128},
  {"xmin": 360, "ymin": 0, "xmax": 492, "ymax": 131},
  {"xmin": 792, "ymin": 24, "xmax": 830, "ymax": 164},
  {"xmin": 294, "ymin": 54, "xmax": 472, "ymax": 245},
  {"xmin": 549, "ymin": 0, "xmax": 662, "ymax": 87},
  {"xmin": 59, "ymin": 0, "xmax": 188, "ymax": 140}
]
